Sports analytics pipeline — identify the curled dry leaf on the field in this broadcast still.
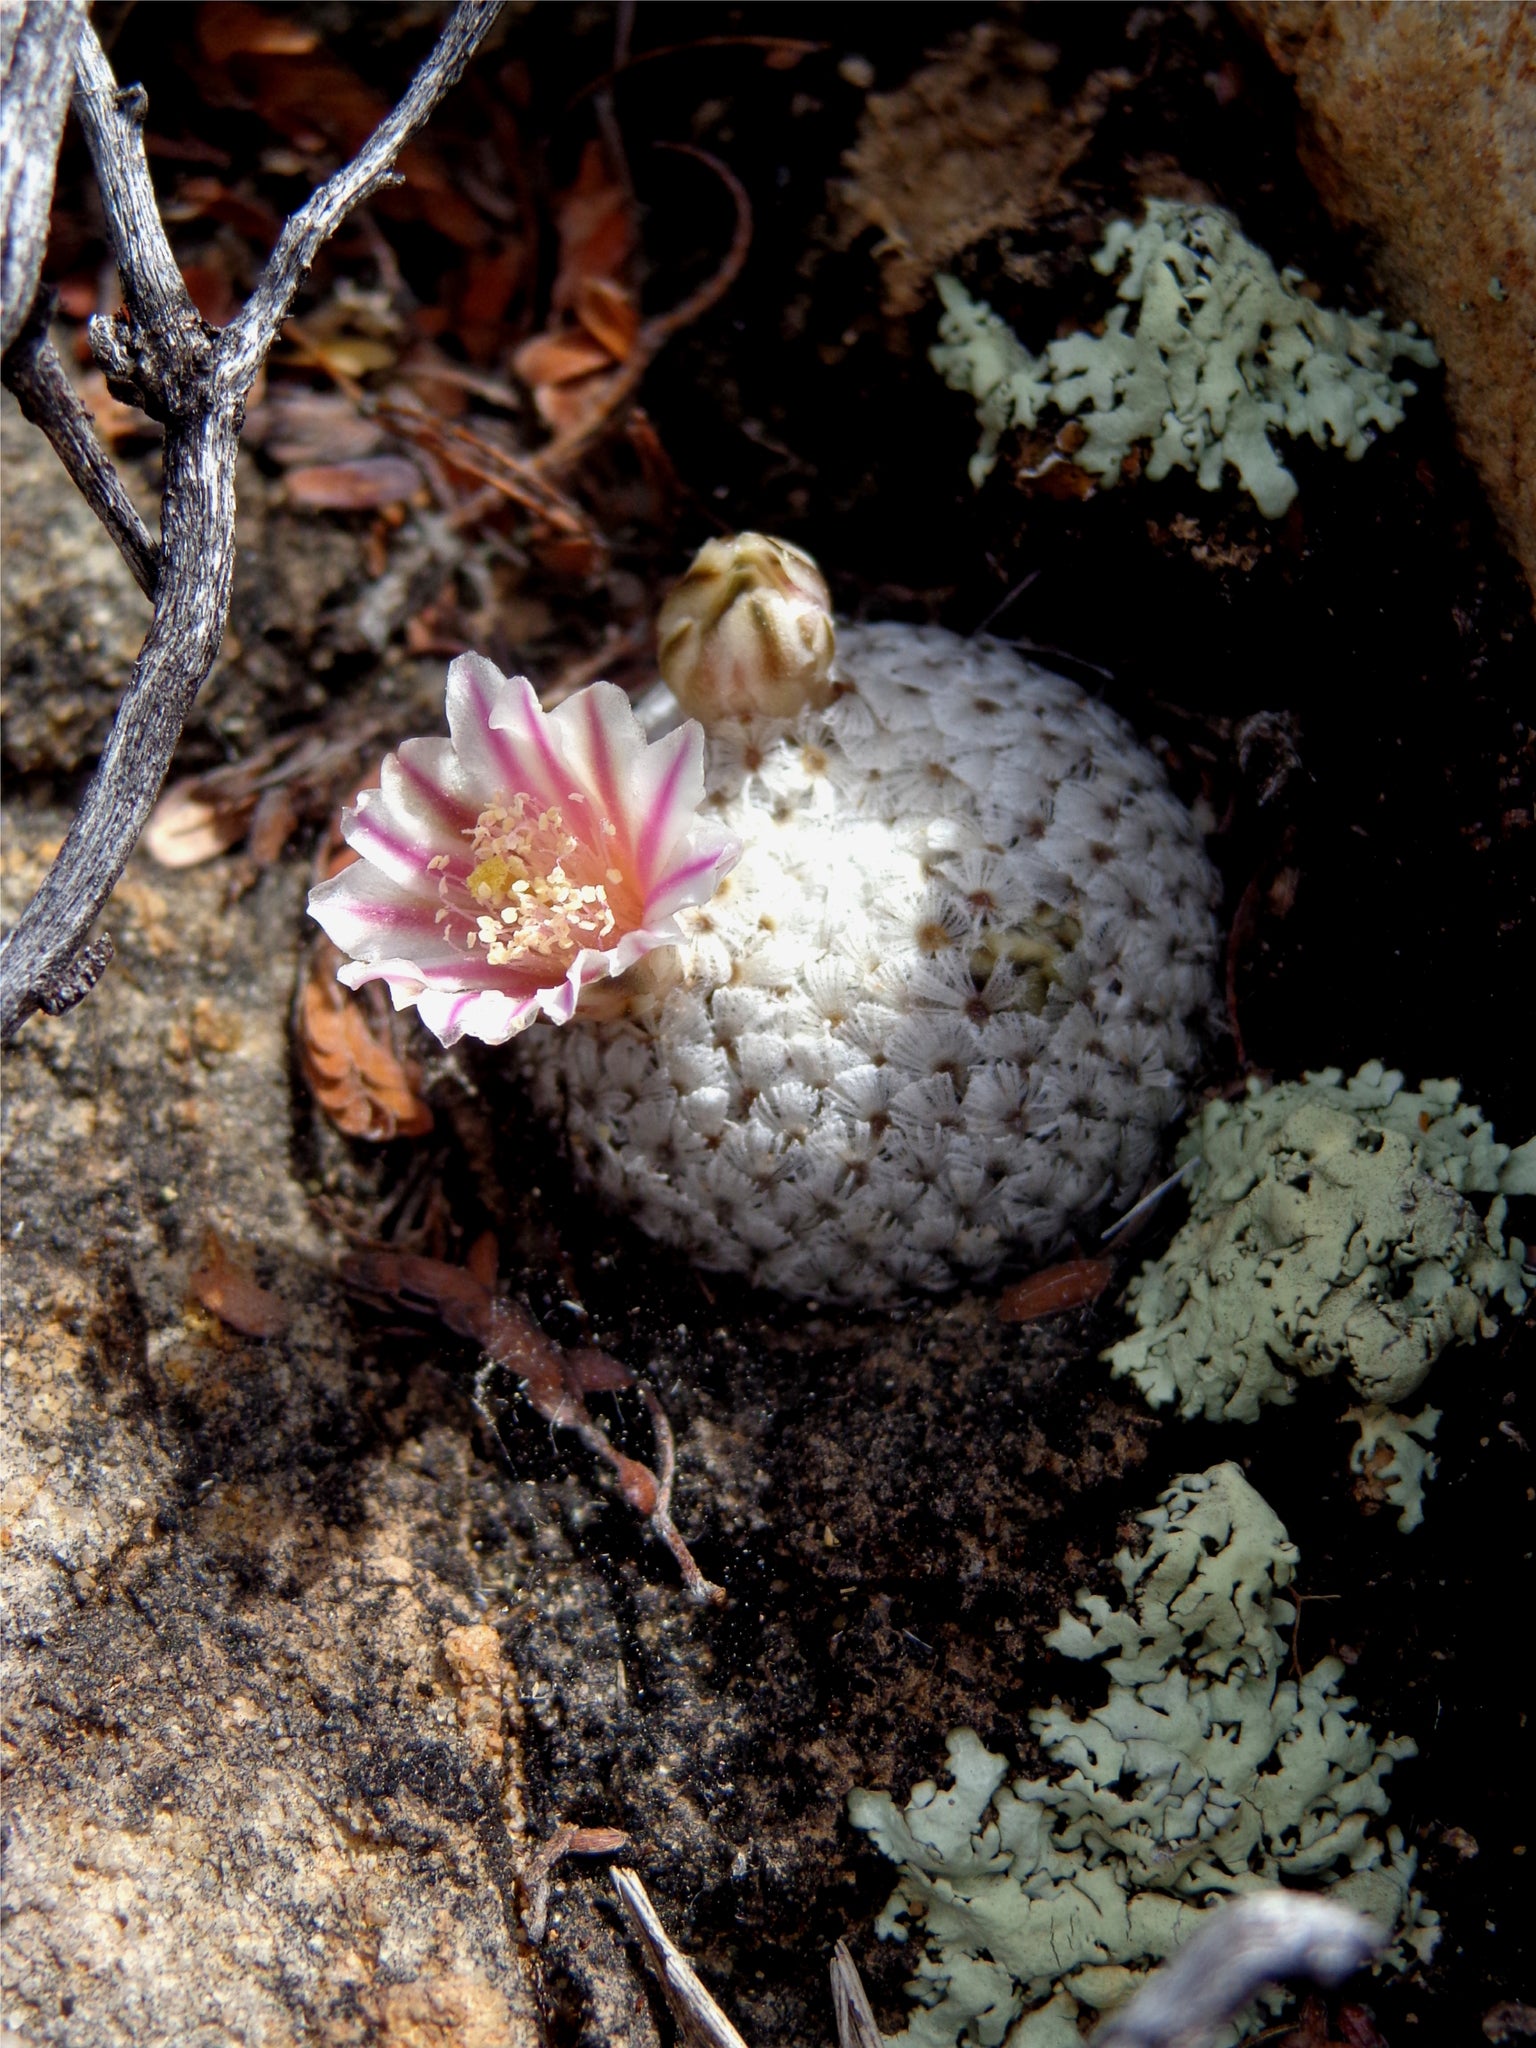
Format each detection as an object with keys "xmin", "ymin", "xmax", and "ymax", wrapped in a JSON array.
[
  {"xmin": 257, "ymin": 386, "xmax": 387, "ymax": 466},
  {"xmin": 284, "ymin": 454, "xmax": 424, "ymax": 510},
  {"xmin": 574, "ymin": 275, "xmax": 640, "ymax": 360},
  {"xmin": 144, "ymin": 779, "xmax": 253, "ymax": 868},
  {"xmin": 197, "ymin": 3, "xmax": 320, "ymax": 63},
  {"xmin": 552, "ymin": 139, "xmax": 636, "ymax": 312},
  {"xmin": 519, "ymin": 1823, "xmax": 631, "ymax": 1945},
  {"xmin": 189, "ymin": 1228, "xmax": 292, "ymax": 1338},
  {"xmin": 298, "ymin": 940, "xmax": 434, "ymax": 1141},
  {"xmin": 512, "ymin": 326, "xmax": 616, "ymax": 390},
  {"xmin": 997, "ymin": 1255, "xmax": 1117, "ymax": 1323}
]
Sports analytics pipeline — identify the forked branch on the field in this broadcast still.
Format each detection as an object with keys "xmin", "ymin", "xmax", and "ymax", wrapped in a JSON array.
[{"xmin": 0, "ymin": 0, "xmax": 504, "ymax": 1043}]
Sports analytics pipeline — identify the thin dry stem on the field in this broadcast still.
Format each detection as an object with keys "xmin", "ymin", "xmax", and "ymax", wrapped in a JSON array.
[
  {"xmin": 610, "ymin": 1868, "xmax": 751, "ymax": 2048},
  {"xmin": 2, "ymin": 295, "xmax": 160, "ymax": 597},
  {"xmin": 639, "ymin": 1385, "xmax": 726, "ymax": 1607},
  {"xmin": 0, "ymin": 0, "xmax": 88, "ymax": 353}
]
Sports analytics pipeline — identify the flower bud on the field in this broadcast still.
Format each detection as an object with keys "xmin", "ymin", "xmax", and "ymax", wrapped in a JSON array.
[{"xmin": 657, "ymin": 533, "xmax": 835, "ymax": 724}]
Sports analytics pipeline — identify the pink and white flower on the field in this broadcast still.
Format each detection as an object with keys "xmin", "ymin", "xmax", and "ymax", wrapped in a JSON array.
[{"xmin": 308, "ymin": 654, "xmax": 739, "ymax": 1047}]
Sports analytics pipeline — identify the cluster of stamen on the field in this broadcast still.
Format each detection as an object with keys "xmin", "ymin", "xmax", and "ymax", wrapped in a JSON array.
[{"xmin": 431, "ymin": 795, "xmax": 619, "ymax": 969}]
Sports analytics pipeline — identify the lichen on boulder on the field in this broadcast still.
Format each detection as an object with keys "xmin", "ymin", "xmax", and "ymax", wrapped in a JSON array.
[
  {"xmin": 1102, "ymin": 1064, "xmax": 1533, "ymax": 1527},
  {"xmin": 848, "ymin": 1462, "xmax": 1437, "ymax": 2048},
  {"xmin": 932, "ymin": 199, "xmax": 1437, "ymax": 515},
  {"xmin": 1108, "ymin": 1062, "xmax": 1533, "ymax": 1418}
]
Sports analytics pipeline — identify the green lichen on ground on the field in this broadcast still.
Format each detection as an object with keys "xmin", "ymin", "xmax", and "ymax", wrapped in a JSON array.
[
  {"xmin": 1103, "ymin": 1064, "xmax": 1532, "ymax": 1532},
  {"xmin": 931, "ymin": 199, "xmax": 1437, "ymax": 514},
  {"xmin": 849, "ymin": 1463, "xmax": 1436, "ymax": 2048}
]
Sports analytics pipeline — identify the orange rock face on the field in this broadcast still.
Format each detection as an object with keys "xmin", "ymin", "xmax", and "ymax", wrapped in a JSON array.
[{"xmin": 1238, "ymin": 2, "xmax": 1536, "ymax": 605}]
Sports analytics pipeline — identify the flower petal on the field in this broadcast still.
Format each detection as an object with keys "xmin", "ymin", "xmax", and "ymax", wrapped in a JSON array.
[
  {"xmin": 643, "ymin": 833, "xmax": 741, "ymax": 923},
  {"xmin": 445, "ymin": 653, "xmax": 561, "ymax": 810},
  {"xmin": 467, "ymin": 662, "xmax": 576, "ymax": 816},
  {"xmin": 309, "ymin": 864, "xmax": 446, "ymax": 960}
]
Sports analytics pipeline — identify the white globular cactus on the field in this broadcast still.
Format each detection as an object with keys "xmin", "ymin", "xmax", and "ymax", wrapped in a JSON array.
[{"xmin": 515, "ymin": 536, "xmax": 1222, "ymax": 1303}]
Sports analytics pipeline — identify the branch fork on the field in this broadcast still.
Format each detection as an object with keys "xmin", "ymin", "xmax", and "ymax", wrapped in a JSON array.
[{"xmin": 0, "ymin": 1, "xmax": 505, "ymax": 1041}]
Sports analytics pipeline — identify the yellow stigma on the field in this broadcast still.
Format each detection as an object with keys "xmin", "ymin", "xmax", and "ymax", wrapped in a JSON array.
[
  {"xmin": 657, "ymin": 532, "xmax": 836, "ymax": 725},
  {"xmin": 466, "ymin": 851, "xmax": 525, "ymax": 903}
]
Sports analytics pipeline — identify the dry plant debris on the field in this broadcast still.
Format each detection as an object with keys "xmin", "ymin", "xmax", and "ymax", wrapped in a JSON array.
[
  {"xmin": 835, "ymin": 19, "xmax": 1129, "ymax": 315},
  {"xmin": 187, "ymin": 1224, "xmax": 292, "ymax": 1338},
  {"xmin": 996, "ymin": 1256, "xmax": 1118, "ymax": 1323},
  {"xmin": 341, "ymin": 1246, "xmax": 724, "ymax": 1605},
  {"xmin": 0, "ymin": 0, "xmax": 505, "ymax": 1040},
  {"xmin": 297, "ymin": 935, "xmax": 434, "ymax": 1143}
]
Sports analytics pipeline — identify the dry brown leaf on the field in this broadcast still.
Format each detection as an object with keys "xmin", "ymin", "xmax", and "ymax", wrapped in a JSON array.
[
  {"xmin": 512, "ymin": 327, "xmax": 615, "ymax": 390},
  {"xmin": 551, "ymin": 140, "xmax": 635, "ymax": 312},
  {"xmin": 258, "ymin": 387, "xmax": 386, "ymax": 466},
  {"xmin": 166, "ymin": 175, "xmax": 283, "ymax": 246},
  {"xmin": 189, "ymin": 1229, "xmax": 292, "ymax": 1338},
  {"xmin": 299, "ymin": 942, "xmax": 434, "ymax": 1141},
  {"xmin": 996, "ymin": 1256, "xmax": 1116, "ymax": 1323},
  {"xmin": 76, "ymin": 368, "xmax": 160, "ymax": 446},
  {"xmin": 528, "ymin": 368, "xmax": 623, "ymax": 436},
  {"xmin": 144, "ymin": 780, "xmax": 252, "ymax": 868},
  {"xmin": 245, "ymin": 785, "xmax": 298, "ymax": 867},
  {"xmin": 453, "ymin": 241, "xmax": 528, "ymax": 363},
  {"xmin": 284, "ymin": 455, "xmax": 423, "ymax": 510},
  {"xmin": 464, "ymin": 1230, "xmax": 499, "ymax": 1292},
  {"xmin": 197, "ymin": 3, "xmax": 319, "ymax": 62},
  {"xmin": 574, "ymin": 276, "xmax": 639, "ymax": 361}
]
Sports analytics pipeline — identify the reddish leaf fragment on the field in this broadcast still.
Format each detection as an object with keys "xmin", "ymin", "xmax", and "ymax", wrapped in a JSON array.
[
  {"xmin": 189, "ymin": 1229, "xmax": 292, "ymax": 1338},
  {"xmin": 529, "ymin": 367, "xmax": 623, "ymax": 436},
  {"xmin": 513, "ymin": 326, "xmax": 615, "ymax": 390},
  {"xmin": 341, "ymin": 1250, "xmax": 495, "ymax": 1345},
  {"xmin": 245, "ymin": 785, "xmax": 298, "ymax": 868},
  {"xmin": 566, "ymin": 1348, "xmax": 634, "ymax": 1394},
  {"xmin": 1338, "ymin": 2008, "xmax": 1388, "ymax": 2048},
  {"xmin": 285, "ymin": 455, "xmax": 423, "ymax": 510},
  {"xmin": 77, "ymin": 369, "xmax": 159, "ymax": 446},
  {"xmin": 465, "ymin": 1230, "xmax": 500, "ymax": 1293},
  {"xmin": 611, "ymin": 1454, "xmax": 659, "ymax": 1515},
  {"xmin": 574, "ymin": 276, "xmax": 639, "ymax": 361},
  {"xmin": 168, "ymin": 175, "xmax": 282, "ymax": 246},
  {"xmin": 997, "ymin": 1256, "xmax": 1117, "ymax": 1323},
  {"xmin": 258, "ymin": 388, "xmax": 385, "ymax": 467},
  {"xmin": 453, "ymin": 241, "xmax": 527, "ymax": 362},
  {"xmin": 298, "ymin": 942, "xmax": 435, "ymax": 1141},
  {"xmin": 197, "ymin": 3, "xmax": 319, "ymax": 61},
  {"xmin": 144, "ymin": 780, "xmax": 252, "ymax": 868},
  {"xmin": 552, "ymin": 139, "xmax": 636, "ymax": 312},
  {"xmin": 563, "ymin": 1826, "xmax": 630, "ymax": 1856}
]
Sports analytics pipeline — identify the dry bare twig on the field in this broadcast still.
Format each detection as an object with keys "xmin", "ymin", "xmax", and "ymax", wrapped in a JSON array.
[
  {"xmin": 830, "ymin": 1938, "xmax": 884, "ymax": 2048},
  {"xmin": 610, "ymin": 1868, "xmax": 751, "ymax": 2048},
  {"xmin": 0, "ymin": 0, "xmax": 86, "ymax": 354},
  {"xmin": 0, "ymin": 1, "xmax": 505, "ymax": 1042}
]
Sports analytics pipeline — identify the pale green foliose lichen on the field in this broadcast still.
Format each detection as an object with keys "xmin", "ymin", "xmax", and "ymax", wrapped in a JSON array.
[
  {"xmin": 931, "ymin": 199, "xmax": 1438, "ymax": 515},
  {"xmin": 1343, "ymin": 1403, "xmax": 1441, "ymax": 1535},
  {"xmin": 1102, "ymin": 1064, "xmax": 1533, "ymax": 1532},
  {"xmin": 848, "ymin": 1463, "xmax": 1436, "ymax": 2048}
]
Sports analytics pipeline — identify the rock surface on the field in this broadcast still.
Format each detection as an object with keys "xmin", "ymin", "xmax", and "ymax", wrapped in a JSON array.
[
  {"xmin": 1236, "ymin": 2, "xmax": 1536, "ymax": 605},
  {"xmin": 0, "ymin": 399, "xmax": 151, "ymax": 774},
  {"xmin": 0, "ymin": 824, "xmax": 551, "ymax": 2047}
]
